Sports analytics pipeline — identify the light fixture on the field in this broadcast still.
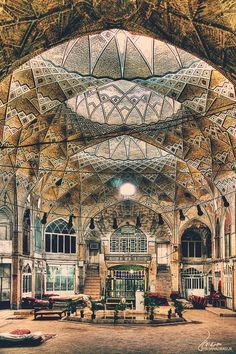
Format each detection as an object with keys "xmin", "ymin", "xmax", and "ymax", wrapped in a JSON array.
[
  {"xmin": 112, "ymin": 217, "xmax": 118, "ymax": 230},
  {"xmin": 197, "ymin": 205, "xmax": 203, "ymax": 216},
  {"xmin": 68, "ymin": 214, "xmax": 75, "ymax": 229},
  {"xmin": 55, "ymin": 178, "xmax": 63, "ymax": 187},
  {"xmin": 222, "ymin": 196, "xmax": 229, "ymax": 208},
  {"xmin": 120, "ymin": 182, "xmax": 136, "ymax": 197},
  {"xmin": 158, "ymin": 213, "xmax": 164, "ymax": 225},
  {"xmin": 179, "ymin": 209, "xmax": 185, "ymax": 221},
  {"xmin": 41, "ymin": 212, "xmax": 47, "ymax": 225},
  {"xmin": 89, "ymin": 218, "xmax": 95, "ymax": 230},
  {"xmin": 136, "ymin": 215, "xmax": 141, "ymax": 228}
]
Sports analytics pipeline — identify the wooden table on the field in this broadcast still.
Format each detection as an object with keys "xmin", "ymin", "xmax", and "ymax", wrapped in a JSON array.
[{"xmin": 34, "ymin": 309, "xmax": 67, "ymax": 320}]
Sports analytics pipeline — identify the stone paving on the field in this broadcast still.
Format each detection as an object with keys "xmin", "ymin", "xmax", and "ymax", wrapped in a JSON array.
[{"xmin": 0, "ymin": 309, "xmax": 235, "ymax": 354}]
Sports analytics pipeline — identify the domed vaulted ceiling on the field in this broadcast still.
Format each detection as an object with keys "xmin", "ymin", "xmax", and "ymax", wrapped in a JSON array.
[{"xmin": 0, "ymin": 29, "xmax": 235, "ymax": 226}]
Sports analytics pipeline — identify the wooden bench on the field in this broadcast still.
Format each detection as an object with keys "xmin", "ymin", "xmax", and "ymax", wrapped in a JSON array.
[{"xmin": 34, "ymin": 308, "xmax": 67, "ymax": 320}]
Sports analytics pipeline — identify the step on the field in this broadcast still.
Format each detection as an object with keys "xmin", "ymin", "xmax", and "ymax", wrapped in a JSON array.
[
  {"xmin": 85, "ymin": 276, "xmax": 100, "ymax": 279},
  {"xmin": 84, "ymin": 285, "xmax": 100, "ymax": 288}
]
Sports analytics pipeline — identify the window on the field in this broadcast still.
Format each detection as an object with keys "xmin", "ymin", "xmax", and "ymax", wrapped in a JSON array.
[
  {"xmin": 223, "ymin": 265, "xmax": 232, "ymax": 298},
  {"xmin": 0, "ymin": 207, "xmax": 12, "ymax": 241},
  {"xmin": 205, "ymin": 231, "xmax": 212, "ymax": 258},
  {"xmin": 215, "ymin": 219, "xmax": 220, "ymax": 258},
  {"xmin": 110, "ymin": 225, "xmax": 147, "ymax": 253},
  {"xmin": 35, "ymin": 267, "xmax": 42, "ymax": 297},
  {"xmin": 182, "ymin": 268, "xmax": 204, "ymax": 289},
  {"xmin": 224, "ymin": 210, "xmax": 231, "ymax": 258},
  {"xmin": 45, "ymin": 219, "xmax": 76, "ymax": 254},
  {"xmin": 34, "ymin": 217, "xmax": 41, "ymax": 250},
  {"xmin": 0, "ymin": 264, "xmax": 11, "ymax": 302},
  {"xmin": 46, "ymin": 265, "xmax": 75, "ymax": 292},
  {"xmin": 22, "ymin": 264, "xmax": 32, "ymax": 293},
  {"xmin": 181, "ymin": 230, "xmax": 202, "ymax": 258},
  {"xmin": 23, "ymin": 209, "xmax": 30, "ymax": 255}
]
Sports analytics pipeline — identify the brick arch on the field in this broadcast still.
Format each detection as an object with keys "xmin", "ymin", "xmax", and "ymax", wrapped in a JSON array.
[{"xmin": 0, "ymin": 1, "xmax": 235, "ymax": 84}]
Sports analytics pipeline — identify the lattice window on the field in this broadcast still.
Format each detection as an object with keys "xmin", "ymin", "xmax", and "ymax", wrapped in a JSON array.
[{"xmin": 110, "ymin": 226, "xmax": 147, "ymax": 253}]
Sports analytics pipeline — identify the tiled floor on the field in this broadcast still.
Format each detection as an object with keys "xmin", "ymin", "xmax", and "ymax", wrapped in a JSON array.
[{"xmin": 0, "ymin": 309, "xmax": 235, "ymax": 354}]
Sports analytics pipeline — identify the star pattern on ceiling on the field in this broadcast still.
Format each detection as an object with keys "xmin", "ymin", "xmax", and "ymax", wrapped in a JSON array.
[{"xmin": 0, "ymin": 29, "xmax": 235, "ymax": 224}]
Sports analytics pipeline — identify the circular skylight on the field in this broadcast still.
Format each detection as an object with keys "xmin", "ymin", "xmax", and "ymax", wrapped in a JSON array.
[{"xmin": 120, "ymin": 183, "xmax": 136, "ymax": 196}]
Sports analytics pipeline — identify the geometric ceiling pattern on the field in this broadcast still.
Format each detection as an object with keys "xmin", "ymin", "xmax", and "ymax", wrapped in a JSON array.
[
  {"xmin": 0, "ymin": 28, "xmax": 235, "ymax": 225},
  {"xmin": 0, "ymin": 1, "xmax": 235, "ymax": 86}
]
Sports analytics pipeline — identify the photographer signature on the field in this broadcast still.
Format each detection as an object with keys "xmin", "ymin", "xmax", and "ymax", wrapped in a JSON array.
[{"xmin": 198, "ymin": 331, "xmax": 232, "ymax": 352}]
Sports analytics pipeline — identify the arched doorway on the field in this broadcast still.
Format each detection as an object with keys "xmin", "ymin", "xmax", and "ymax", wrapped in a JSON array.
[
  {"xmin": 106, "ymin": 265, "xmax": 147, "ymax": 301},
  {"xmin": 105, "ymin": 225, "xmax": 148, "ymax": 301},
  {"xmin": 181, "ymin": 267, "xmax": 204, "ymax": 298}
]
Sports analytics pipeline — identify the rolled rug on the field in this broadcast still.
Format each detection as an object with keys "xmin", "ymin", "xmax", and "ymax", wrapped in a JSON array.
[{"xmin": 0, "ymin": 332, "xmax": 45, "ymax": 347}]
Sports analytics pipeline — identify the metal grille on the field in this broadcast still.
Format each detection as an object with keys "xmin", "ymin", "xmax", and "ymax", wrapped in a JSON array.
[{"xmin": 106, "ymin": 269, "xmax": 146, "ymax": 299}]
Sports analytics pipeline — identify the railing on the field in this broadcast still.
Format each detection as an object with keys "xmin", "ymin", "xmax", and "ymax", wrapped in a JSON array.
[
  {"xmin": 105, "ymin": 254, "xmax": 151, "ymax": 262},
  {"xmin": 106, "ymin": 290, "xmax": 135, "ymax": 299}
]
